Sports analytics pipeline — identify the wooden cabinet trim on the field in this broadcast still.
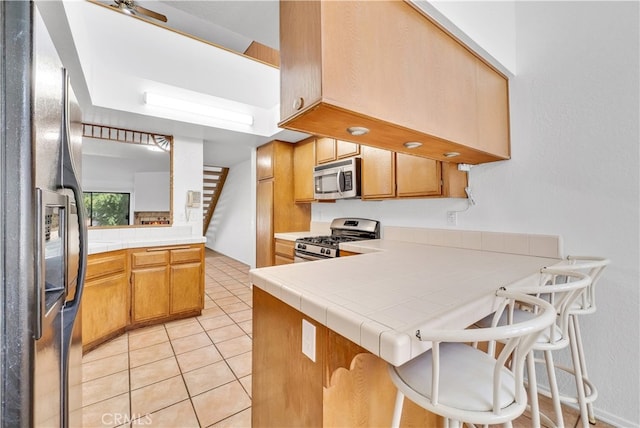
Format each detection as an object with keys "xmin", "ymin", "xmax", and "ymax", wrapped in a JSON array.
[
  {"xmin": 131, "ymin": 250, "xmax": 169, "ymax": 268},
  {"xmin": 86, "ymin": 251, "xmax": 127, "ymax": 281},
  {"xmin": 170, "ymin": 247, "xmax": 202, "ymax": 264}
]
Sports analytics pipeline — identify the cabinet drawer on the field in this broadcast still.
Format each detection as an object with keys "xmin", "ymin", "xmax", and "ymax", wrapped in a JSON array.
[
  {"xmin": 275, "ymin": 239, "xmax": 295, "ymax": 258},
  {"xmin": 86, "ymin": 252, "xmax": 127, "ymax": 281},
  {"xmin": 170, "ymin": 247, "xmax": 202, "ymax": 264},
  {"xmin": 131, "ymin": 250, "xmax": 169, "ymax": 268}
]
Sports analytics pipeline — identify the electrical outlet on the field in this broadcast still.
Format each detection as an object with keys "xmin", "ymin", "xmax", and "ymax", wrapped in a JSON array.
[
  {"xmin": 447, "ymin": 211, "xmax": 457, "ymax": 226},
  {"xmin": 302, "ymin": 319, "xmax": 316, "ymax": 362}
]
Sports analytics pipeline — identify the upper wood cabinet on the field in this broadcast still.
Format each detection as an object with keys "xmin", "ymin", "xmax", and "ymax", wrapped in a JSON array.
[
  {"xmin": 361, "ymin": 145, "xmax": 395, "ymax": 199},
  {"xmin": 293, "ymin": 138, "xmax": 316, "ymax": 202},
  {"xmin": 279, "ymin": 0, "xmax": 510, "ymax": 165},
  {"xmin": 361, "ymin": 146, "xmax": 467, "ymax": 200},
  {"xmin": 316, "ymin": 137, "xmax": 360, "ymax": 165},
  {"xmin": 396, "ymin": 153, "xmax": 441, "ymax": 197},
  {"xmin": 315, "ymin": 137, "xmax": 336, "ymax": 164}
]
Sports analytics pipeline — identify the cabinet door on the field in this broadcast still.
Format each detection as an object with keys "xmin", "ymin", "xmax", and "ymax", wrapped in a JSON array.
[
  {"xmin": 279, "ymin": 0, "xmax": 322, "ymax": 123},
  {"xmin": 256, "ymin": 179, "xmax": 274, "ymax": 267},
  {"xmin": 396, "ymin": 153, "xmax": 442, "ymax": 197},
  {"xmin": 361, "ymin": 145, "xmax": 395, "ymax": 199},
  {"xmin": 131, "ymin": 266, "xmax": 170, "ymax": 323},
  {"xmin": 170, "ymin": 262, "xmax": 203, "ymax": 314},
  {"xmin": 82, "ymin": 273, "xmax": 129, "ymax": 348},
  {"xmin": 257, "ymin": 143, "xmax": 274, "ymax": 180},
  {"xmin": 294, "ymin": 139, "xmax": 316, "ymax": 202},
  {"xmin": 315, "ymin": 137, "xmax": 336, "ymax": 164},
  {"xmin": 336, "ymin": 140, "xmax": 359, "ymax": 159}
]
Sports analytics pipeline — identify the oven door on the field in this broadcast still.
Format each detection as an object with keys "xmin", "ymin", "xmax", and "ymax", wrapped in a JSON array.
[{"xmin": 294, "ymin": 252, "xmax": 326, "ymax": 263}]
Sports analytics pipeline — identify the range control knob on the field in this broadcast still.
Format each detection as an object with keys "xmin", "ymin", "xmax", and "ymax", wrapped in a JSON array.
[
  {"xmin": 320, "ymin": 248, "xmax": 326, "ymax": 254},
  {"xmin": 325, "ymin": 249, "xmax": 331, "ymax": 256}
]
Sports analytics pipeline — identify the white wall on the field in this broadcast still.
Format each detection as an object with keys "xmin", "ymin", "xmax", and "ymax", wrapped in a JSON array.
[
  {"xmin": 172, "ymin": 136, "xmax": 204, "ymax": 236},
  {"xmin": 205, "ymin": 157, "xmax": 254, "ymax": 265},
  {"xmin": 417, "ymin": 0, "xmax": 517, "ymax": 74},
  {"xmin": 313, "ymin": 2, "xmax": 639, "ymax": 425},
  {"xmin": 133, "ymin": 171, "xmax": 170, "ymax": 211}
]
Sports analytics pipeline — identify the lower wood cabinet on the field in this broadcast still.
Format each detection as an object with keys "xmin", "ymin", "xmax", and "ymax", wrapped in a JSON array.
[
  {"xmin": 274, "ymin": 238, "xmax": 295, "ymax": 265},
  {"xmin": 83, "ymin": 250, "xmax": 129, "ymax": 352},
  {"xmin": 131, "ymin": 249, "xmax": 171, "ymax": 323},
  {"xmin": 83, "ymin": 243, "xmax": 204, "ymax": 352},
  {"xmin": 170, "ymin": 247, "xmax": 204, "ymax": 314}
]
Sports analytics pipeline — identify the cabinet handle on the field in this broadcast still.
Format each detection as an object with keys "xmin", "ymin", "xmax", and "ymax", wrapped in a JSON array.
[
  {"xmin": 293, "ymin": 97, "xmax": 304, "ymax": 111},
  {"xmin": 146, "ymin": 246, "xmax": 191, "ymax": 252}
]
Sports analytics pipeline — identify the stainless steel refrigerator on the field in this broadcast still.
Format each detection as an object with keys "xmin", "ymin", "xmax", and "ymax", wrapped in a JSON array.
[{"xmin": 1, "ymin": 2, "xmax": 87, "ymax": 426}]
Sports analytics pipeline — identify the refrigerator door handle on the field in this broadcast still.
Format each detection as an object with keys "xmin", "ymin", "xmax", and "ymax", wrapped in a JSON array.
[
  {"xmin": 34, "ymin": 189, "xmax": 45, "ymax": 340},
  {"xmin": 60, "ymin": 68, "xmax": 87, "ymax": 312}
]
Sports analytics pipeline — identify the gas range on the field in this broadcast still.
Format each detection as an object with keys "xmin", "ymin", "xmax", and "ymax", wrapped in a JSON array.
[{"xmin": 294, "ymin": 218, "xmax": 380, "ymax": 261}]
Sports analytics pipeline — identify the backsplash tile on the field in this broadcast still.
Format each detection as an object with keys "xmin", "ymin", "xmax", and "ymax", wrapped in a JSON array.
[{"xmin": 383, "ymin": 226, "xmax": 561, "ymax": 258}]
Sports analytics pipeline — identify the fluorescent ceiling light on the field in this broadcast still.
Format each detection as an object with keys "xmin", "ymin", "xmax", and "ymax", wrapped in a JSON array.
[{"xmin": 144, "ymin": 92, "xmax": 254, "ymax": 126}]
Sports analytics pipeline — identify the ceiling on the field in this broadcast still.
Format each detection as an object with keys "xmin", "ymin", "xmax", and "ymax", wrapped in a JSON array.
[{"xmin": 37, "ymin": 0, "xmax": 308, "ymax": 168}]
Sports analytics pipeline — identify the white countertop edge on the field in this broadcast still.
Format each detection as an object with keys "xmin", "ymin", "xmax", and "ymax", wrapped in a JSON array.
[
  {"xmin": 88, "ymin": 236, "xmax": 207, "ymax": 255},
  {"xmin": 274, "ymin": 231, "xmax": 318, "ymax": 242}
]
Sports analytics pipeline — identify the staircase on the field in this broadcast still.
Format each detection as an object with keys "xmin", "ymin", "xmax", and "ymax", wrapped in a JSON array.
[{"xmin": 202, "ymin": 165, "xmax": 229, "ymax": 235}]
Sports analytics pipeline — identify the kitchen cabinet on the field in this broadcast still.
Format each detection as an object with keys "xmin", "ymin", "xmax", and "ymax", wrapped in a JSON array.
[
  {"xmin": 169, "ymin": 247, "xmax": 204, "ymax": 314},
  {"xmin": 274, "ymin": 238, "xmax": 296, "ymax": 265},
  {"xmin": 131, "ymin": 249, "xmax": 171, "ymax": 323},
  {"xmin": 256, "ymin": 141, "xmax": 311, "ymax": 267},
  {"xmin": 361, "ymin": 145, "xmax": 396, "ymax": 199},
  {"xmin": 83, "ymin": 244, "xmax": 204, "ymax": 351},
  {"xmin": 131, "ymin": 244, "xmax": 204, "ymax": 324},
  {"xmin": 361, "ymin": 146, "xmax": 467, "ymax": 200},
  {"xmin": 316, "ymin": 137, "xmax": 360, "ymax": 165},
  {"xmin": 396, "ymin": 153, "xmax": 442, "ymax": 197},
  {"xmin": 293, "ymin": 137, "xmax": 316, "ymax": 202},
  {"xmin": 83, "ymin": 251, "xmax": 129, "ymax": 352},
  {"xmin": 279, "ymin": 0, "xmax": 510, "ymax": 165}
]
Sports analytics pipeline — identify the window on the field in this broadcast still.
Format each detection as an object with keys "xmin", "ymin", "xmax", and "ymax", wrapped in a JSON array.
[{"xmin": 83, "ymin": 192, "xmax": 131, "ymax": 227}]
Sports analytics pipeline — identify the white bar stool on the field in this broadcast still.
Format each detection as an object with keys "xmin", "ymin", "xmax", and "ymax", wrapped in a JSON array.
[
  {"xmin": 541, "ymin": 256, "xmax": 610, "ymax": 426},
  {"xmin": 387, "ymin": 290, "xmax": 557, "ymax": 428},
  {"xmin": 505, "ymin": 268, "xmax": 592, "ymax": 428}
]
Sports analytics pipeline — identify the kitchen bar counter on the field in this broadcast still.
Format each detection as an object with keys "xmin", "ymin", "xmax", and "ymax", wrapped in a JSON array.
[{"xmin": 250, "ymin": 238, "xmax": 561, "ymax": 366}]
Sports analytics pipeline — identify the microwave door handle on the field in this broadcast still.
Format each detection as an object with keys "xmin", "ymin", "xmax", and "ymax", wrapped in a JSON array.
[{"xmin": 336, "ymin": 169, "xmax": 344, "ymax": 196}]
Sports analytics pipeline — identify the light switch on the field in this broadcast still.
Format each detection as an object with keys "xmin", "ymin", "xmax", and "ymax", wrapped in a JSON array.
[{"xmin": 302, "ymin": 319, "xmax": 316, "ymax": 362}]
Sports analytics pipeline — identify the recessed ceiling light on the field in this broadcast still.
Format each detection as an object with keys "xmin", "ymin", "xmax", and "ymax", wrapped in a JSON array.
[
  {"xmin": 346, "ymin": 126, "xmax": 369, "ymax": 136},
  {"xmin": 403, "ymin": 141, "xmax": 422, "ymax": 149},
  {"xmin": 443, "ymin": 152, "xmax": 460, "ymax": 158}
]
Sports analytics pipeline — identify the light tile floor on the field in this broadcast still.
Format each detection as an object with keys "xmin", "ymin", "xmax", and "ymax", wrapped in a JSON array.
[
  {"xmin": 82, "ymin": 249, "xmax": 615, "ymax": 428},
  {"xmin": 82, "ymin": 250, "xmax": 253, "ymax": 427}
]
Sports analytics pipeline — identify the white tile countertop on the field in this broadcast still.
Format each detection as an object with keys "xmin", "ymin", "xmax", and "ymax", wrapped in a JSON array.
[
  {"xmin": 88, "ymin": 236, "xmax": 206, "ymax": 255},
  {"xmin": 249, "ymin": 238, "xmax": 562, "ymax": 366}
]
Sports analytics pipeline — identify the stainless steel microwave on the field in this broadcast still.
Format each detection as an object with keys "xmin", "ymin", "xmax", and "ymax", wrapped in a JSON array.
[{"xmin": 313, "ymin": 157, "xmax": 361, "ymax": 200}]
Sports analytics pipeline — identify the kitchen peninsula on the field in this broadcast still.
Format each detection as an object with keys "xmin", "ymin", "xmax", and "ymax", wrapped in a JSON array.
[
  {"xmin": 84, "ymin": 232, "xmax": 206, "ymax": 352},
  {"xmin": 250, "ymin": 228, "xmax": 562, "ymax": 426}
]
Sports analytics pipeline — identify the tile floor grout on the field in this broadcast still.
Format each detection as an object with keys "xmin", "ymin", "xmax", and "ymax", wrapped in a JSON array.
[{"xmin": 82, "ymin": 250, "xmax": 253, "ymax": 427}]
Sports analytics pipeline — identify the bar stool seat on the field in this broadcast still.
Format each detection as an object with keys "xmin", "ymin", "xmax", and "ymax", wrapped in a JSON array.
[{"xmin": 388, "ymin": 290, "xmax": 557, "ymax": 428}]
